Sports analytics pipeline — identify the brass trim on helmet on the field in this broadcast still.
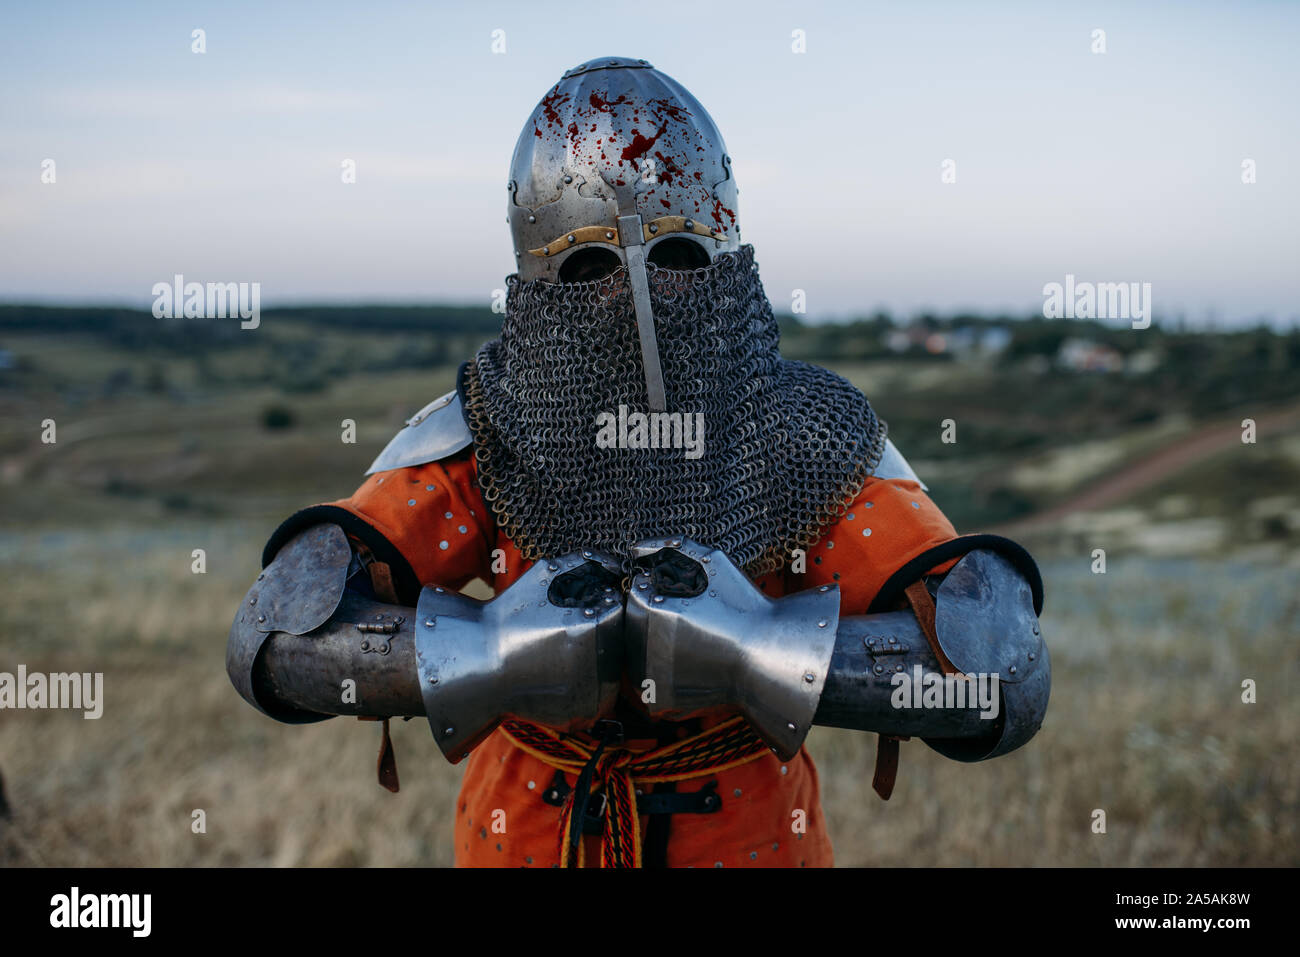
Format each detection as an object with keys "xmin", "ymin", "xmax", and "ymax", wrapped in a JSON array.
[{"xmin": 527, "ymin": 216, "xmax": 728, "ymax": 258}]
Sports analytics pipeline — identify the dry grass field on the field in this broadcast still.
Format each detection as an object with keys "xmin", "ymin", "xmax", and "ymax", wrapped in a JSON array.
[
  {"xmin": 1, "ymin": 521, "xmax": 1295, "ymax": 867},
  {"xmin": 1, "ymin": 328, "xmax": 1298, "ymax": 867}
]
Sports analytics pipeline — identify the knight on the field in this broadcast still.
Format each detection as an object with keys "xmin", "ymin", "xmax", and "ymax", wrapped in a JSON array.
[{"xmin": 227, "ymin": 56, "xmax": 1050, "ymax": 868}]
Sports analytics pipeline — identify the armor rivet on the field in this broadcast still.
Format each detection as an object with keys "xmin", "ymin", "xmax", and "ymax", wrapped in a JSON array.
[
  {"xmin": 867, "ymin": 638, "xmax": 876, "ymax": 646},
  {"xmin": 750, "ymin": 852, "xmax": 757, "ymax": 860},
  {"xmin": 638, "ymin": 582, "xmax": 649, "ymax": 590},
  {"xmin": 248, "ymin": 596, "xmax": 256, "ymax": 605},
  {"xmin": 874, "ymin": 665, "xmax": 884, "ymax": 675},
  {"xmin": 360, "ymin": 640, "xmax": 370, "ymax": 651},
  {"xmin": 1028, "ymin": 652, "xmax": 1036, "ymax": 660},
  {"xmin": 543, "ymin": 247, "xmax": 549, "ymax": 255},
  {"xmin": 911, "ymin": 502, "xmax": 920, "ymax": 509},
  {"xmin": 426, "ymin": 485, "xmax": 436, "ymax": 491},
  {"xmin": 895, "ymin": 664, "xmax": 903, "ymax": 672},
  {"xmin": 435, "ymin": 587, "xmax": 444, "ymax": 593},
  {"xmin": 605, "ymin": 231, "xmax": 614, "ymax": 240},
  {"xmin": 787, "ymin": 722, "xmax": 796, "ymax": 732},
  {"xmin": 424, "ymin": 618, "xmax": 435, "ymax": 627},
  {"xmin": 715, "ymin": 862, "xmax": 723, "ymax": 868},
  {"xmin": 439, "ymin": 540, "xmax": 449, "ymax": 550},
  {"xmin": 709, "ymin": 590, "xmax": 716, "ymax": 597},
  {"xmin": 256, "ymin": 573, "xmax": 264, "ymax": 581},
  {"xmin": 819, "ymin": 585, "xmax": 830, "ymax": 592},
  {"xmin": 652, "ymin": 595, "xmax": 665, "ymax": 604},
  {"xmin": 649, "ymin": 224, "xmax": 658, "ymax": 234},
  {"xmin": 563, "ymin": 175, "xmax": 573, "ymax": 184},
  {"xmin": 444, "ymin": 511, "xmax": 453, "ymax": 519},
  {"xmin": 458, "ymin": 525, "xmax": 467, "ymax": 534},
  {"xmin": 528, "ymin": 215, "xmax": 536, "ymax": 223},
  {"xmin": 817, "ymin": 619, "xmax": 828, "ymax": 628},
  {"xmin": 1009, "ymin": 665, "xmax": 1018, "ymax": 675},
  {"xmin": 444, "ymin": 727, "xmax": 455, "ymax": 737},
  {"xmin": 408, "ymin": 499, "xmax": 416, "ymax": 506},
  {"xmin": 701, "ymin": 556, "xmax": 710, "ymax": 563},
  {"xmin": 862, "ymin": 528, "xmax": 872, "ymax": 536},
  {"xmin": 527, "ymin": 780, "xmax": 535, "ymax": 790},
  {"xmin": 604, "ymin": 596, "xmax": 614, "ymax": 604},
  {"xmin": 780, "ymin": 766, "xmax": 788, "ymax": 775},
  {"xmin": 548, "ymin": 563, "xmax": 558, "ymax": 572},
  {"xmin": 582, "ymin": 550, "xmax": 592, "ymax": 559},
  {"xmin": 583, "ymin": 608, "xmax": 595, "ymax": 618},
  {"xmin": 847, "ymin": 513, "xmax": 854, "ymax": 520},
  {"xmin": 1033, "ymin": 624, "xmax": 1040, "ymax": 635},
  {"xmin": 567, "ymin": 234, "xmax": 576, "ymax": 243},
  {"xmin": 257, "ymin": 614, "xmax": 266, "ymax": 623},
  {"xmin": 429, "ymin": 676, "xmax": 438, "ymax": 685},
  {"xmin": 826, "ymin": 541, "xmax": 834, "ymax": 549},
  {"xmin": 669, "ymin": 539, "xmax": 681, "ymax": 546},
  {"xmin": 685, "ymin": 219, "xmax": 694, "ymax": 229},
  {"xmin": 803, "ymin": 672, "xmax": 815, "ymax": 683}
]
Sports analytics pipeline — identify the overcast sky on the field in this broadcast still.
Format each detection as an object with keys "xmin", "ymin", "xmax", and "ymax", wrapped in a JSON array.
[{"xmin": 2, "ymin": 0, "xmax": 1297, "ymax": 325}]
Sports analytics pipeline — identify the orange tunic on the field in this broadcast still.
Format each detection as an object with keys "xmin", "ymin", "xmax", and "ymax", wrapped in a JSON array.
[{"xmin": 276, "ymin": 450, "xmax": 966, "ymax": 867}]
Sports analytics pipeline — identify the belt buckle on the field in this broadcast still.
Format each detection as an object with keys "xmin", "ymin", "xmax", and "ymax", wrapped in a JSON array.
[
  {"xmin": 590, "ymin": 719, "xmax": 624, "ymax": 746},
  {"xmin": 584, "ymin": 790, "xmax": 608, "ymax": 821}
]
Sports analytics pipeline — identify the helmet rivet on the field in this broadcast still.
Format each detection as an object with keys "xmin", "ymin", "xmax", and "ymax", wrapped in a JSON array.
[
  {"xmin": 542, "ymin": 247, "xmax": 549, "ymax": 255},
  {"xmin": 567, "ymin": 234, "xmax": 575, "ymax": 243},
  {"xmin": 684, "ymin": 219, "xmax": 694, "ymax": 229},
  {"xmin": 605, "ymin": 231, "xmax": 614, "ymax": 240},
  {"xmin": 527, "ymin": 214, "xmax": 536, "ymax": 223},
  {"xmin": 563, "ymin": 175, "xmax": 573, "ymax": 184},
  {"xmin": 649, "ymin": 224, "xmax": 658, "ymax": 234},
  {"xmin": 652, "ymin": 595, "xmax": 665, "ymax": 604}
]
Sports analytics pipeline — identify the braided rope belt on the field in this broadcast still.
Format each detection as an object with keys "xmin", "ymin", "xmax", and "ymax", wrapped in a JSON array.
[{"xmin": 500, "ymin": 717, "xmax": 770, "ymax": 868}]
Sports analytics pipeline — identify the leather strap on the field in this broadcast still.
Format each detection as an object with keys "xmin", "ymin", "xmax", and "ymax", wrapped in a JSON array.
[
  {"xmin": 869, "ymin": 579, "xmax": 953, "ymax": 801},
  {"xmin": 872, "ymin": 734, "xmax": 907, "ymax": 800},
  {"xmin": 359, "ymin": 716, "xmax": 400, "ymax": 793},
  {"xmin": 904, "ymin": 580, "xmax": 960, "ymax": 676}
]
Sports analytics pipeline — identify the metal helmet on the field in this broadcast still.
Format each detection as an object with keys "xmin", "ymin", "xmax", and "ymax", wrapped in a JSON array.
[{"xmin": 506, "ymin": 56, "xmax": 741, "ymax": 410}]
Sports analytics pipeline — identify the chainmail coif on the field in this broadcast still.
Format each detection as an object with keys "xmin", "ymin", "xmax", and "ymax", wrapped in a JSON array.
[{"xmin": 463, "ymin": 245, "xmax": 887, "ymax": 577}]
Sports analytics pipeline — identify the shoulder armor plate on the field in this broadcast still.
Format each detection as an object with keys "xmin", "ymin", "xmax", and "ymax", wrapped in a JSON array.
[
  {"xmin": 933, "ymin": 549, "xmax": 1042, "ymax": 682},
  {"xmin": 227, "ymin": 523, "xmax": 351, "ymax": 722},
  {"xmin": 365, "ymin": 389, "xmax": 474, "ymax": 475},
  {"xmin": 873, "ymin": 438, "xmax": 927, "ymax": 490}
]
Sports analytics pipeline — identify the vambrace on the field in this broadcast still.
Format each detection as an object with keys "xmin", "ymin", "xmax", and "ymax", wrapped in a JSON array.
[
  {"xmin": 816, "ymin": 548, "xmax": 1050, "ymax": 760},
  {"xmin": 227, "ymin": 525, "xmax": 626, "ymax": 761},
  {"xmin": 624, "ymin": 540, "xmax": 1049, "ymax": 763}
]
